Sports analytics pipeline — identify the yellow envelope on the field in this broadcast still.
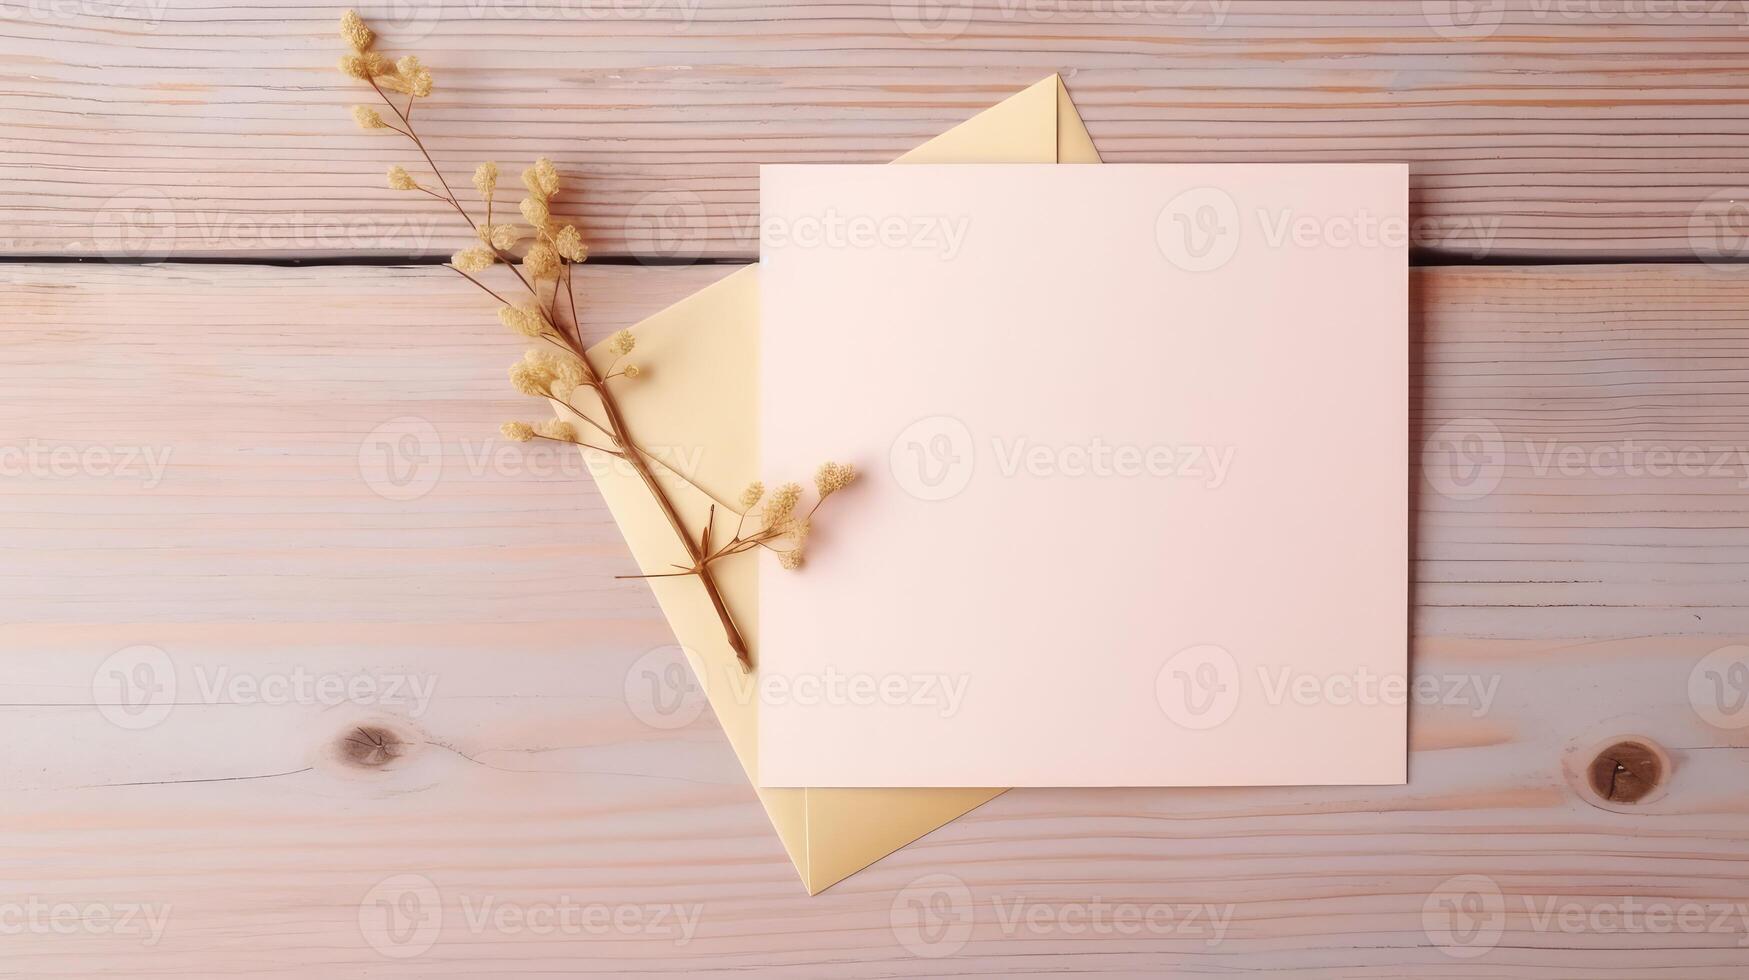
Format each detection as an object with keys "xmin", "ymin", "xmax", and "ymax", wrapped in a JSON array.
[{"xmin": 573, "ymin": 76, "xmax": 1100, "ymax": 894}]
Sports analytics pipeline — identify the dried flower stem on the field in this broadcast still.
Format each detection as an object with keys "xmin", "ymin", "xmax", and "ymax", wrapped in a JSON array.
[
  {"xmin": 587, "ymin": 355, "xmax": 754, "ymax": 669},
  {"xmin": 335, "ymin": 11, "xmax": 857, "ymax": 673},
  {"xmin": 354, "ymin": 76, "xmax": 754, "ymax": 669}
]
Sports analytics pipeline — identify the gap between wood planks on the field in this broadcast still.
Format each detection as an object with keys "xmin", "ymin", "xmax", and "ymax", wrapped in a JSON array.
[{"xmin": 2, "ymin": 252, "xmax": 1748, "ymax": 268}]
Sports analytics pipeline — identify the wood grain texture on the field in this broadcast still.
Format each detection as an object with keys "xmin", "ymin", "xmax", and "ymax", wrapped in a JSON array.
[
  {"xmin": 2, "ymin": 261, "xmax": 1748, "ymax": 975},
  {"xmin": 7, "ymin": 1, "xmax": 1749, "ymax": 261}
]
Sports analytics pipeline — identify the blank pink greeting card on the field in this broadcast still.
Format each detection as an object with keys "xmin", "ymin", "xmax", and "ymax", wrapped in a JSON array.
[{"xmin": 758, "ymin": 164, "xmax": 1407, "ymax": 788}]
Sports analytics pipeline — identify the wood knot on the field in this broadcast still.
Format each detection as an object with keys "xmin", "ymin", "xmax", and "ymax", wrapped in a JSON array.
[
  {"xmin": 1587, "ymin": 740, "xmax": 1663, "ymax": 804},
  {"xmin": 338, "ymin": 725, "xmax": 406, "ymax": 768}
]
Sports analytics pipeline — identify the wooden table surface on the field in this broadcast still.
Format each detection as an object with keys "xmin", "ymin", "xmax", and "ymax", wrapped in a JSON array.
[{"xmin": 6, "ymin": 2, "xmax": 1749, "ymax": 976}]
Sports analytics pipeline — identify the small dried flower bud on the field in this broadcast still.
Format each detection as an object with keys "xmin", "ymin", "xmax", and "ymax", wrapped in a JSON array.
[
  {"xmin": 497, "ymin": 304, "xmax": 547, "ymax": 338},
  {"xmin": 622, "ymin": 364, "xmax": 641, "ymax": 378},
  {"xmin": 523, "ymin": 349, "xmax": 584, "ymax": 386},
  {"xmin": 814, "ymin": 461, "xmax": 857, "ymax": 498},
  {"xmin": 451, "ymin": 246, "xmax": 495, "ymax": 274},
  {"xmin": 518, "ymin": 195, "xmax": 550, "ymax": 231},
  {"xmin": 548, "ymin": 379, "xmax": 575, "ymax": 402},
  {"xmin": 779, "ymin": 549, "xmax": 804, "ymax": 570},
  {"xmin": 501, "ymin": 421, "xmax": 534, "ymax": 442},
  {"xmin": 548, "ymin": 353, "xmax": 585, "ymax": 385},
  {"xmin": 364, "ymin": 51, "xmax": 393, "ymax": 76},
  {"xmin": 473, "ymin": 162, "xmax": 498, "ymax": 201},
  {"xmin": 554, "ymin": 225, "xmax": 587, "ymax": 262},
  {"xmin": 514, "ymin": 348, "xmax": 585, "ymax": 390},
  {"xmin": 488, "ymin": 224, "xmax": 519, "ymax": 250},
  {"xmin": 387, "ymin": 165, "xmax": 417, "ymax": 191},
  {"xmin": 535, "ymin": 417, "xmax": 577, "ymax": 442},
  {"xmin": 522, "ymin": 241, "xmax": 559, "ymax": 279},
  {"xmin": 739, "ymin": 482, "xmax": 765, "ymax": 508},
  {"xmin": 527, "ymin": 157, "xmax": 561, "ymax": 198},
  {"xmin": 396, "ymin": 55, "xmax": 433, "ymax": 97},
  {"xmin": 609, "ymin": 330, "xmax": 636, "ymax": 356},
  {"xmin": 340, "ymin": 9, "xmax": 374, "ymax": 52},
  {"xmin": 509, "ymin": 359, "xmax": 552, "ymax": 396},
  {"xmin": 351, "ymin": 105, "xmax": 386, "ymax": 131},
  {"xmin": 767, "ymin": 482, "xmax": 802, "ymax": 521},
  {"xmin": 338, "ymin": 54, "xmax": 372, "ymax": 79}
]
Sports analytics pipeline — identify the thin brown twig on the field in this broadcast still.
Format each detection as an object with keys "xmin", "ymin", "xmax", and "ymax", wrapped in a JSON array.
[{"xmin": 345, "ymin": 35, "xmax": 789, "ymax": 673}]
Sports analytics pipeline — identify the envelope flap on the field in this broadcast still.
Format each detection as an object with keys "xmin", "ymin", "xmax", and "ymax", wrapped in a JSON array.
[
  {"xmin": 1056, "ymin": 75, "xmax": 1101, "ymax": 164},
  {"xmin": 896, "ymin": 75, "xmax": 1060, "ymax": 165}
]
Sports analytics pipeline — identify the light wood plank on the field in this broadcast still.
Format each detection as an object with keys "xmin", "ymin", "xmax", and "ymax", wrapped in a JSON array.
[
  {"xmin": 1, "ymin": 261, "xmax": 1748, "ymax": 974},
  {"xmin": 7, "ymin": 1, "xmax": 1749, "ymax": 260}
]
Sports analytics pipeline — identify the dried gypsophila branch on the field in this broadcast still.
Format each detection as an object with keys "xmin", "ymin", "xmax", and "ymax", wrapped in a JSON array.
[{"xmin": 334, "ymin": 10, "xmax": 855, "ymax": 672}]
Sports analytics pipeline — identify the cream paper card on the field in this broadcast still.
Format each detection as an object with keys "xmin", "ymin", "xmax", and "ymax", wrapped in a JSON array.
[{"xmin": 758, "ymin": 163, "xmax": 1407, "ymax": 788}]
